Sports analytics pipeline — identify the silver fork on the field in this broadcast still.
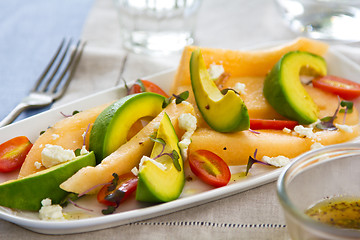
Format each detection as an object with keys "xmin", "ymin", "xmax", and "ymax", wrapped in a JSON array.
[{"xmin": 0, "ymin": 39, "xmax": 86, "ymax": 128}]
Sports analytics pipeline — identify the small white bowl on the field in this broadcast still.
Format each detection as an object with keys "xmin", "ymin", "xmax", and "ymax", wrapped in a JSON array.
[{"xmin": 277, "ymin": 143, "xmax": 360, "ymax": 240}]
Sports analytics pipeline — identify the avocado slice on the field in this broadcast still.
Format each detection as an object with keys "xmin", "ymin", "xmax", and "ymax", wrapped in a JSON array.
[
  {"xmin": 90, "ymin": 92, "xmax": 166, "ymax": 163},
  {"xmin": 136, "ymin": 113, "xmax": 185, "ymax": 202},
  {"xmin": 0, "ymin": 152, "xmax": 95, "ymax": 211},
  {"xmin": 263, "ymin": 51, "xmax": 327, "ymax": 124},
  {"xmin": 189, "ymin": 48, "xmax": 249, "ymax": 132}
]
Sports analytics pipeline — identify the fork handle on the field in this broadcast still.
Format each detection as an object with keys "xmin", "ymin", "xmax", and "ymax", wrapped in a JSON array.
[{"xmin": 0, "ymin": 103, "xmax": 29, "ymax": 128}]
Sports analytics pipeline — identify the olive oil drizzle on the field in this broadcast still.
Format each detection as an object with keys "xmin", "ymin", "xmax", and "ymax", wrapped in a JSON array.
[{"xmin": 305, "ymin": 197, "xmax": 360, "ymax": 229}]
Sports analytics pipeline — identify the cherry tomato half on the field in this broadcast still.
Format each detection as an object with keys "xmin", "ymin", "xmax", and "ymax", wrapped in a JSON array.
[
  {"xmin": 0, "ymin": 136, "xmax": 33, "ymax": 173},
  {"xmin": 188, "ymin": 150, "xmax": 231, "ymax": 187},
  {"xmin": 128, "ymin": 79, "xmax": 169, "ymax": 98},
  {"xmin": 312, "ymin": 75, "xmax": 360, "ymax": 100},
  {"xmin": 97, "ymin": 172, "xmax": 138, "ymax": 207},
  {"xmin": 250, "ymin": 119, "xmax": 298, "ymax": 130}
]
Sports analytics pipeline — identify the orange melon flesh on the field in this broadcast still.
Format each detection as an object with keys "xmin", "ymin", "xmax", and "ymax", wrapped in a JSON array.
[
  {"xmin": 60, "ymin": 101, "xmax": 194, "ymax": 194},
  {"xmin": 18, "ymin": 102, "xmax": 111, "ymax": 178},
  {"xmin": 171, "ymin": 38, "xmax": 359, "ymax": 165},
  {"xmin": 190, "ymin": 125, "xmax": 360, "ymax": 166},
  {"xmin": 171, "ymin": 38, "xmax": 328, "ymax": 94}
]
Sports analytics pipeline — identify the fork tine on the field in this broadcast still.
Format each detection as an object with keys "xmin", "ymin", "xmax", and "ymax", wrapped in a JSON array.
[
  {"xmin": 39, "ymin": 39, "xmax": 73, "ymax": 92},
  {"xmin": 31, "ymin": 38, "xmax": 66, "ymax": 92},
  {"xmin": 52, "ymin": 40, "xmax": 86, "ymax": 100}
]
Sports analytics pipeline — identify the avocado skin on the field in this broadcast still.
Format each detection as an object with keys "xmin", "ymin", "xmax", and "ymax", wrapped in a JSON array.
[
  {"xmin": 0, "ymin": 152, "xmax": 96, "ymax": 211},
  {"xmin": 89, "ymin": 92, "xmax": 165, "ymax": 164},
  {"xmin": 189, "ymin": 49, "xmax": 249, "ymax": 132},
  {"xmin": 263, "ymin": 51, "xmax": 327, "ymax": 124}
]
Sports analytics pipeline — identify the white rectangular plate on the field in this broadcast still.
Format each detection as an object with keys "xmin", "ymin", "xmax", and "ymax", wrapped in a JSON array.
[{"xmin": 0, "ymin": 46, "xmax": 359, "ymax": 235}]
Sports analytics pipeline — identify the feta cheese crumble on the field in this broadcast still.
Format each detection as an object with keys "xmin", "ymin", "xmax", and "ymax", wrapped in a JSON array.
[
  {"xmin": 261, "ymin": 155, "xmax": 290, "ymax": 167},
  {"xmin": 283, "ymin": 127, "xmax": 291, "ymax": 134},
  {"xmin": 39, "ymin": 198, "xmax": 65, "ymax": 221},
  {"xmin": 178, "ymin": 113, "xmax": 197, "ymax": 159},
  {"xmin": 233, "ymin": 82, "xmax": 246, "ymax": 95},
  {"xmin": 131, "ymin": 167, "xmax": 139, "ymax": 176},
  {"xmin": 335, "ymin": 124, "xmax": 353, "ymax": 133},
  {"xmin": 80, "ymin": 145, "xmax": 89, "ymax": 155},
  {"xmin": 41, "ymin": 144, "xmax": 76, "ymax": 168},
  {"xmin": 311, "ymin": 142, "xmax": 324, "ymax": 150},
  {"xmin": 51, "ymin": 134, "xmax": 60, "ymax": 140},
  {"xmin": 139, "ymin": 156, "xmax": 166, "ymax": 171},
  {"xmin": 34, "ymin": 161, "xmax": 42, "ymax": 169},
  {"xmin": 208, "ymin": 63, "xmax": 224, "ymax": 80},
  {"xmin": 294, "ymin": 125, "xmax": 315, "ymax": 138}
]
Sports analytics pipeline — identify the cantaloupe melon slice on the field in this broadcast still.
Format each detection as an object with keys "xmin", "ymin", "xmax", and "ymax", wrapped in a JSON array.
[
  {"xmin": 190, "ymin": 125, "xmax": 360, "ymax": 166},
  {"xmin": 171, "ymin": 38, "xmax": 328, "ymax": 93},
  {"xmin": 60, "ymin": 101, "xmax": 194, "ymax": 194},
  {"xmin": 18, "ymin": 102, "xmax": 111, "ymax": 178}
]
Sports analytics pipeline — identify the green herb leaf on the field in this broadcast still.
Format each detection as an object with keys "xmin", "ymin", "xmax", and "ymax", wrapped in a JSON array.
[
  {"xmin": 108, "ymin": 173, "xmax": 119, "ymax": 192},
  {"xmin": 315, "ymin": 98, "xmax": 341, "ymax": 131},
  {"xmin": 340, "ymin": 100, "xmax": 353, "ymax": 109},
  {"xmin": 72, "ymin": 110, "xmax": 80, "ymax": 115},
  {"xmin": 104, "ymin": 189, "xmax": 125, "ymax": 205},
  {"xmin": 122, "ymin": 78, "xmax": 129, "ymax": 93},
  {"xmin": 174, "ymin": 91, "xmax": 189, "ymax": 104},
  {"xmin": 60, "ymin": 193, "xmax": 79, "ymax": 207},
  {"xmin": 74, "ymin": 148, "xmax": 81, "ymax": 156},
  {"xmin": 171, "ymin": 150, "xmax": 181, "ymax": 171},
  {"xmin": 150, "ymin": 137, "xmax": 166, "ymax": 146},
  {"xmin": 136, "ymin": 79, "xmax": 146, "ymax": 92},
  {"xmin": 162, "ymin": 97, "xmax": 172, "ymax": 108},
  {"xmin": 102, "ymin": 206, "xmax": 116, "ymax": 215},
  {"xmin": 221, "ymin": 88, "xmax": 239, "ymax": 95}
]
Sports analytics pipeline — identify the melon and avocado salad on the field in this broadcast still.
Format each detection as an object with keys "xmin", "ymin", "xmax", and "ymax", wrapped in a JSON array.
[
  {"xmin": 189, "ymin": 48, "xmax": 250, "ymax": 132},
  {"xmin": 136, "ymin": 113, "xmax": 185, "ymax": 202},
  {"xmin": 0, "ymin": 152, "xmax": 95, "ymax": 211},
  {"xmin": 263, "ymin": 51, "xmax": 327, "ymax": 124}
]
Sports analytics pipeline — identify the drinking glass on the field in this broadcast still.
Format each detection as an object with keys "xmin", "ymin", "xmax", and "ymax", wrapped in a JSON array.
[
  {"xmin": 275, "ymin": 0, "xmax": 360, "ymax": 42},
  {"xmin": 114, "ymin": 0, "xmax": 202, "ymax": 55}
]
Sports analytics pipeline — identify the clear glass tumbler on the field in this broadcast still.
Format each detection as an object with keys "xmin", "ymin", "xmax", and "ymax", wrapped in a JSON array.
[
  {"xmin": 114, "ymin": 0, "xmax": 202, "ymax": 55},
  {"xmin": 275, "ymin": 0, "xmax": 360, "ymax": 42},
  {"xmin": 277, "ymin": 142, "xmax": 360, "ymax": 239}
]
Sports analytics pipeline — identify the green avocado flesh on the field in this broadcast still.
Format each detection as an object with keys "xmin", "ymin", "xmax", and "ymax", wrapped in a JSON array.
[
  {"xmin": 89, "ymin": 92, "xmax": 166, "ymax": 163},
  {"xmin": 189, "ymin": 48, "xmax": 249, "ymax": 132},
  {"xmin": 136, "ymin": 113, "xmax": 185, "ymax": 203},
  {"xmin": 0, "ymin": 152, "xmax": 96, "ymax": 211},
  {"xmin": 263, "ymin": 51, "xmax": 327, "ymax": 124}
]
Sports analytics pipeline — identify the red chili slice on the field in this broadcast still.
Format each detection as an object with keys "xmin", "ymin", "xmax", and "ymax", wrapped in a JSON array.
[{"xmin": 188, "ymin": 150, "xmax": 231, "ymax": 187}]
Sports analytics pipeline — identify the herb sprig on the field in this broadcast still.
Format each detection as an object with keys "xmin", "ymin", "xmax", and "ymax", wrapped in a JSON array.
[
  {"xmin": 162, "ymin": 91, "xmax": 189, "ymax": 108},
  {"xmin": 150, "ymin": 137, "xmax": 181, "ymax": 171},
  {"xmin": 245, "ymin": 149, "xmax": 271, "ymax": 176},
  {"xmin": 316, "ymin": 98, "xmax": 353, "ymax": 130}
]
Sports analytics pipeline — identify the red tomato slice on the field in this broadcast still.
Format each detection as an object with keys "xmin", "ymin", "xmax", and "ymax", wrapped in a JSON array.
[
  {"xmin": 128, "ymin": 79, "xmax": 169, "ymax": 98},
  {"xmin": 97, "ymin": 172, "xmax": 138, "ymax": 206},
  {"xmin": 188, "ymin": 150, "xmax": 231, "ymax": 187},
  {"xmin": 0, "ymin": 136, "xmax": 33, "ymax": 173},
  {"xmin": 312, "ymin": 75, "xmax": 360, "ymax": 100},
  {"xmin": 250, "ymin": 119, "xmax": 298, "ymax": 130}
]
